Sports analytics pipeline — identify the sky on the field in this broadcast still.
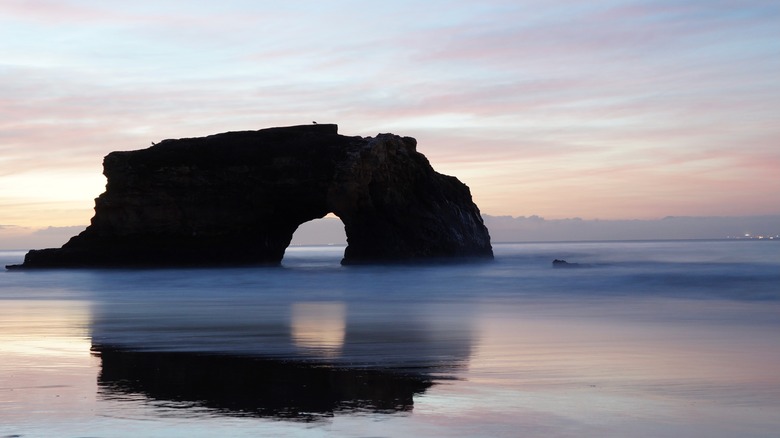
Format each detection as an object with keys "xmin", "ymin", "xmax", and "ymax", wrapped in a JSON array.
[{"xmin": 2, "ymin": 0, "xmax": 779, "ymax": 247}]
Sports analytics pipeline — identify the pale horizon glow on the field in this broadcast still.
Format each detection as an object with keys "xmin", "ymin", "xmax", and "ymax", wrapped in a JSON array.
[{"xmin": 2, "ymin": 1, "xmax": 779, "ymax": 240}]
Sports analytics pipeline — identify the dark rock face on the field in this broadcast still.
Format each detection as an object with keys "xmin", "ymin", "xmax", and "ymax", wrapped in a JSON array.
[{"xmin": 13, "ymin": 124, "xmax": 492, "ymax": 268}]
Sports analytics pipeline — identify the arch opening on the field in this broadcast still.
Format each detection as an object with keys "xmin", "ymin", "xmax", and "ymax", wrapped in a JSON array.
[{"xmin": 283, "ymin": 214, "xmax": 348, "ymax": 267}]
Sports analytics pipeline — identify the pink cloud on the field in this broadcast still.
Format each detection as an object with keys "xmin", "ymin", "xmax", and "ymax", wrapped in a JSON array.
[
  {"xmin": 0, "ymin": 0, "xmax": 111, "ymax": 23},
  {"xmin": 404, "ymin": 1, "xmax": 778, "ymax": 67},
  {"xmin": 1, "ymin": 1, "xmax": 778, "ymax": 223}
]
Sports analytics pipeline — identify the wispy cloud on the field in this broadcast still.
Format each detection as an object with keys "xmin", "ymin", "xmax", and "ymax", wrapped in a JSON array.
[{"xmin": 1, "ymin": 0, "xmax": 778, "ymax": 226}]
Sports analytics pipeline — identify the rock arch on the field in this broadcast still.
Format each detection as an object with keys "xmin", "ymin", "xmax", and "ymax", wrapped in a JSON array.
[{"xmin": 11, "ymin": 125, "xmax": 493, "ymax": 268}]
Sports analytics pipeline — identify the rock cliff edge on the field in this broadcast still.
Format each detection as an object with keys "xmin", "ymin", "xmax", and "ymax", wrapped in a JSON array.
[{"xmin": 10, "ymin": 124, "xmax": 493, "ymax": 268}]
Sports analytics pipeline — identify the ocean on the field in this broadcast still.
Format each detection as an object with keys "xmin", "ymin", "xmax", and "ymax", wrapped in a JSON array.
[{"xmin": 1, "ymin": 240, "xmax": 779, "ymax": 437}]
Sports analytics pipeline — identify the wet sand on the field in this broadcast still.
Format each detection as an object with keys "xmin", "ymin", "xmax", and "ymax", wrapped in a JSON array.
[{"xmin": 2, "ymin": 242, "xmax": 779, "ymax": 437}]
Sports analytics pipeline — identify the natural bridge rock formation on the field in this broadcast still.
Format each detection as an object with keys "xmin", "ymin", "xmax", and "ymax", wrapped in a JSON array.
[{"xmin": 11, "ymin": 124, "xmax": 492, "ymax": 268}]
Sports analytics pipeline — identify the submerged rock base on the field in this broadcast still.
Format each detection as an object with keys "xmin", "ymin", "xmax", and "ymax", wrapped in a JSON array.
[{"xmin": 10, "ymin": 124, "xmax": 492, "ymax": 268}]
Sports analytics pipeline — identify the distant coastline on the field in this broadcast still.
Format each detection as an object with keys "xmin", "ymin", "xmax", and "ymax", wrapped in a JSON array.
[
  {"xmin": 482, "ymin": 215, "xmax": 780, "ymax": 244},
  {"xmin": 1, "ymin": 215, "xmax": 778, "ymax": 250},
  {"xmin": 491, "ymin": 237, "xmax": 779, "ymax": 244}
]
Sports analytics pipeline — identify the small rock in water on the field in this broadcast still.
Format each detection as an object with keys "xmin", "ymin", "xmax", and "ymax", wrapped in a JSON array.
[{"xmin": 552, "ymin": 259, "xmax": 582, "ymax": 268}]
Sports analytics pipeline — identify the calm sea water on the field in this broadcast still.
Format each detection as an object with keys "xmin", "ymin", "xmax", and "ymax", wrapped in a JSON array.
[{"xmin": 1, "ymin": 241, "xmax": 779, "ymax": 437}]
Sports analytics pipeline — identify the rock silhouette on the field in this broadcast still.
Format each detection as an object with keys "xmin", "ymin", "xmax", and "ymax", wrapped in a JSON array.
[
  {"xmin": 94, "ymin": 346, "xmax": 434, "ymax": 420},
  {"xmin": 11, "ymin": 124, "xmax": 492, "ymax": 268}
]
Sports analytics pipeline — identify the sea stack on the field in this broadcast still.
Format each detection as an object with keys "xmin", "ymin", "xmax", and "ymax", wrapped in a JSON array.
[{"xmin": 10, "ymin": 124, "xmax": 493, "ymax": 268}]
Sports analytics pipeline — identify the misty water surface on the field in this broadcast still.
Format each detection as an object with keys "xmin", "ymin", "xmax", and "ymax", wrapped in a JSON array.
[{"xmin": 1, "ymin": 241, "xmax": 779, "ymax": 437}]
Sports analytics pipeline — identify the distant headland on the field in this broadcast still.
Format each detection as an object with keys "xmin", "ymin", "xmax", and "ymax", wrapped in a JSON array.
[{"xmin": 7, "ymin": 124, "xmax": 492, "ymax": 269}]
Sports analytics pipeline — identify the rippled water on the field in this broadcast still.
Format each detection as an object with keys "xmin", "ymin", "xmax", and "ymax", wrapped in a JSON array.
[{"xmin": 2, "ymin": 241, "xmax": 779, "ymax": 437}]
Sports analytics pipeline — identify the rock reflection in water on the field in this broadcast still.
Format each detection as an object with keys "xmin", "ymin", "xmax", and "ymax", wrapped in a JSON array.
[
  {"xmin": 88, "ymin": 289, "xmax": 474, "ymax": 421},
  {"xmin": 93, "ymin": 345, "xmax": 434, "ymax": 420}
]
